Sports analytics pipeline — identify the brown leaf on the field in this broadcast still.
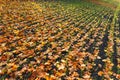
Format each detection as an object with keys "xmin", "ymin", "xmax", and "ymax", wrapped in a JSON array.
[
  {"xmin": 0, "ymin": 48, "xmax": 3, "ymax": 53},
  {"xmin": 0, "ymin": 55, "xmax": 7, "ymax": 61}
]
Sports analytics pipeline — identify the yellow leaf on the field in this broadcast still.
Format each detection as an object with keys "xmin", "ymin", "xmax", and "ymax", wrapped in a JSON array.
[
  {"xmin": 13, "ymin": 30, "xmax": 19, "ymax": 35},
  {"xmin": 41, "ymin": 42, "xmax": 45, "ymax": 46}
]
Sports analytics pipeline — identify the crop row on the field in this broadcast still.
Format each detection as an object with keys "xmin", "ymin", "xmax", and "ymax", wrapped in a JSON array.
[{"xmin": 0, "ymin": 1, "xmax": 120, "ymax": 80}]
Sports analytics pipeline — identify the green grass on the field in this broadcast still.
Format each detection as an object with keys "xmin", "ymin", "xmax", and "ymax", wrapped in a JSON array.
[{"xmin": 101, "ymin": 0, "xmax": 120, "ymax": 6}]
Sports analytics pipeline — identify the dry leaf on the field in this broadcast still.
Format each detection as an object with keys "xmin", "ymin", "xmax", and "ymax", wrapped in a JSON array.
[{"xmin": 98, "ymin": 71, "xmax": 103, "ymax": 76}]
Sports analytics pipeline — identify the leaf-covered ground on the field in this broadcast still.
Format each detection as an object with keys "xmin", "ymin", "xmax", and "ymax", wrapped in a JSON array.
[{"xmin": 0, "ymin": 0, "xmax": 120, "ymax": 80}]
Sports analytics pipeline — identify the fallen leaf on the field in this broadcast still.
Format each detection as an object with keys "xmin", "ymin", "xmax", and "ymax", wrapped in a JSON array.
[{"xmin": 98, "ymin": 71, "xmax": 103, "ymax": 76}]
